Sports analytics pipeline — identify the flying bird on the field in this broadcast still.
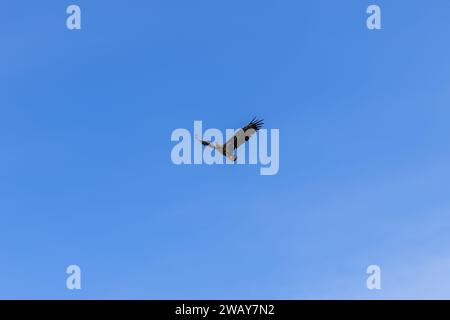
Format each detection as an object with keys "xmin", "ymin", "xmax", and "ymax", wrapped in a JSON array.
[{"xmin": 196, "ymin": 117, "xmax": 264, "ymax": 161}]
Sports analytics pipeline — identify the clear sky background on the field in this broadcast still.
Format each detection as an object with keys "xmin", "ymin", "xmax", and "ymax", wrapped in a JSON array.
[{"xmin": 1, "ymin": 1, "xmax": 450, "ymax": 299}]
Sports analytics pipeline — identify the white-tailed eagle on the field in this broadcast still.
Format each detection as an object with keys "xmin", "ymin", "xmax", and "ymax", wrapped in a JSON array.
[{"xmin": 196, "ymin": 117, "xmax": 264, "ymax": 161}]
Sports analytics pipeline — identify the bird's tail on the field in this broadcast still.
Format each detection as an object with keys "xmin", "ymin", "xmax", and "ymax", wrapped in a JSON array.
[{"xmin": 195, "ymin": 135, "xmax": 211, "ymax": 146}]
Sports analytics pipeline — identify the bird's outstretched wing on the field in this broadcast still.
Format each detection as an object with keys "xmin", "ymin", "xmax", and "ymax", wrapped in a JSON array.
[{"xmin": 224, "ymin": 117, "xmax": 264, "ymax": 155}]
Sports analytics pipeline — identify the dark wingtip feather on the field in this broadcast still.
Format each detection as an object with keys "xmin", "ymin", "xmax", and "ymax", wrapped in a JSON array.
[{"xmin": 245, "ymin": 117, "xmax": 264, "ymax": 131}]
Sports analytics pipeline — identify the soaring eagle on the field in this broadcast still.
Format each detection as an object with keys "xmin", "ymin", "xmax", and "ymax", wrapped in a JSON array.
[{"xmin": 196, "ymin": 117, "xmax": 264, "ymax": 161}]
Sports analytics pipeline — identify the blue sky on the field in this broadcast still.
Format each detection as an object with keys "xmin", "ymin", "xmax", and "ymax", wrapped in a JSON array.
[{"xmin": 1, "ymin": 0, "xmax": 450, "ymax": 299}]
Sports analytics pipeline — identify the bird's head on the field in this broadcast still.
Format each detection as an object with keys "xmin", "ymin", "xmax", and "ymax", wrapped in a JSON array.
[{"xmin": 227, "ymin": 154, "xmax": 237, "ymax": 162}]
